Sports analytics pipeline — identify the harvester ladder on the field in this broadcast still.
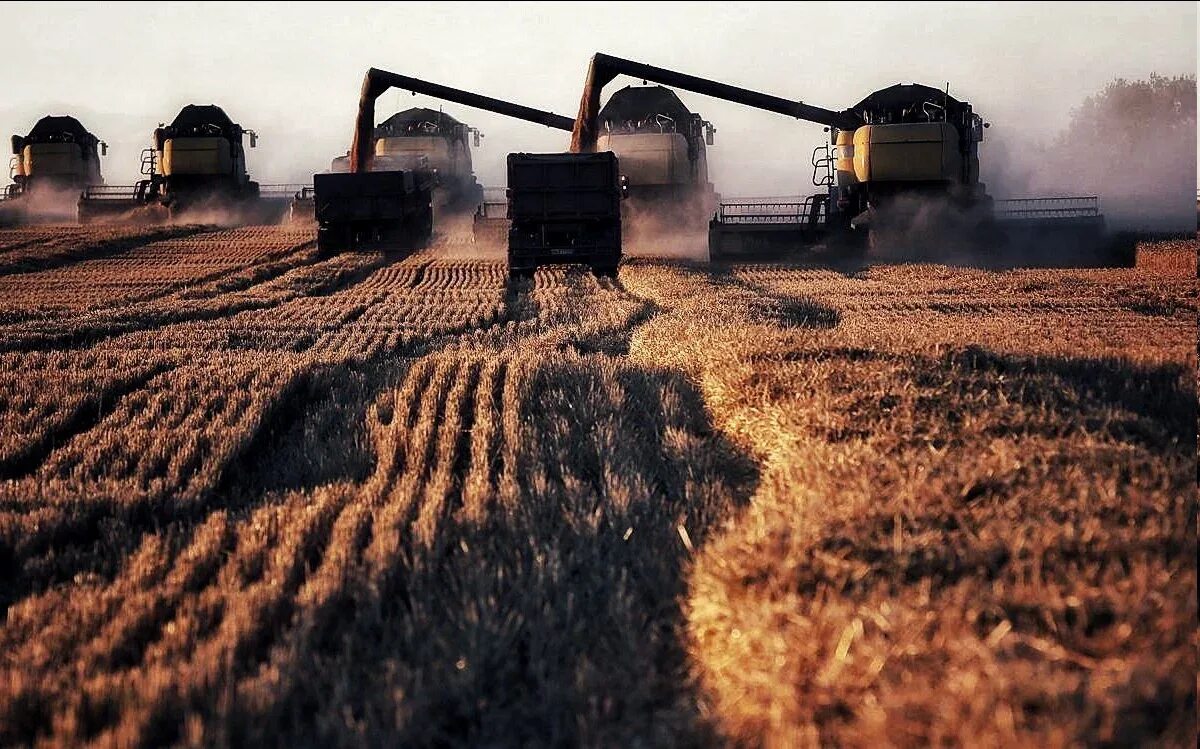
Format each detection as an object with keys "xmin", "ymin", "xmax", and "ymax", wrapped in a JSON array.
[
  {"xmin": 811, "ymin": 143, "xmax": 834, "ymax": 187},
  {"xmin": 140, "ymin": 148, "xmax": 157, "ymax": 176}
]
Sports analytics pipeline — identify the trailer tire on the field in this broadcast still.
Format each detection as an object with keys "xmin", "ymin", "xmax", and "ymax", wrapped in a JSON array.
[
  {"xmin": 317, "ymin": 225, "xmax": 351, "ymax": 255},
  {"xmin": 592, "ymin": 262, "xmax": 620, "ymax": 279}
]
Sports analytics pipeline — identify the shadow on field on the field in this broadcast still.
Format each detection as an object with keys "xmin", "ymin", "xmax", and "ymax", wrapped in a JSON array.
[
  {"xmin": 218, "ymin": 359, "xmax": 411, "ymax": 498},
  {"xmin": 714, "ymin": 272, "xmax": 841, "ymax": 329},
  {"xmin": 229, "ymin": 353, "xmax": 759, "ymax": 746},
  {"xmin": 803, "ymin": 343, "xmax": 1196, "ymax": 578},
  {"xmin": 687, "ymin": 341, "xmax": 1196, "ymax": 745},
  {"xmin": 627, "ymin": 257, "xmax": 842, "ymax": 330}
]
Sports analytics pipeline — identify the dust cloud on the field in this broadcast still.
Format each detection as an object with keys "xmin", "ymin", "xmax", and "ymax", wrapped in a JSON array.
[
  {"xmin": 0, "ymin": 184, "xmax": 82, "ymax": 225},
  {"xmin": 621, "ymin": 198, "xmax": 710, "ymax": 260},
  {"xmin": 981, "ymin": 75, "xmax": 1196, "ymax": 232}
]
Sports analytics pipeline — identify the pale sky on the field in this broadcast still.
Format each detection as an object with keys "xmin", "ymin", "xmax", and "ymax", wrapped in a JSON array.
[{"xmin": 1, "ymin": 1, "xmax": 1194, "ymax": 194}]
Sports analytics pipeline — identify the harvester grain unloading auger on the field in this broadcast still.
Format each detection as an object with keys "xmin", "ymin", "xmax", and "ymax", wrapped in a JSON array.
[
  {"xmin": 572, "ymin": 53, "xmax": 1105, "ymax": 262},
  {"xmin": 77, "ymin": 105, "xmax": 290, "ymax": 226},
  {"xmin": 314, "ymin": 67, "xmax": 580, "ymax": 254},
  {"xmin": 1, "ymin": 116, "xmax": 107, "ymax": 226}
]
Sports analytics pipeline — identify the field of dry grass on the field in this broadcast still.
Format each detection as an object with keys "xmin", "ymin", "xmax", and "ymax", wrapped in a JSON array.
[{"xmin": 0, "ymin": 224, "xmax": 1194, "ymax": 747}]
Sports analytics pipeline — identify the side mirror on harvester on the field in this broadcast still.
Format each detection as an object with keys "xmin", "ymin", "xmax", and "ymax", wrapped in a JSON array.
[
  {"xmin": 100, "ymin": 141, "xmax": 108, "ymax": 156},
  {"xmin": 247, "ymin": 130, "xmax": 258, "ymax": 148},
  {"xmin": 705, "ymin": 122, "xmax": 716, "ymax": 146}
]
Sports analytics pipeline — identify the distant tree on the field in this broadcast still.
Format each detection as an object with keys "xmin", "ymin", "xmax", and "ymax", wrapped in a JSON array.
[
  {"xmin": 1060, "ymin": 74, "xmax": 1196, "ymax": 147},
  {"xmin": 1041, "ymin": 74, "xmax": 1196, "ymax": 229}
]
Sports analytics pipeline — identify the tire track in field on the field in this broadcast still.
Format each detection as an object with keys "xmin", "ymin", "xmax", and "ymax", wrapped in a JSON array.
[
  {"xmin": 0, "ymin": 253, "xmax": 752, "ymax": 745},
  {"xmin": 0, "ymin": 247, "xmax": 380, "ymax": 354},
  {"xmin": 0, "ymin": 225, "xmax": 205, "ymax": 277},
  {"xmin": 0, "ymin": 361, "xmax": 175, "ymax": 480}
]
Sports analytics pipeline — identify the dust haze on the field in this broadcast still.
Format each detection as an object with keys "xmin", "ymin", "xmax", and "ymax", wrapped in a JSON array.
[
  {"xmin": 981, "ymin": 75, "xmax": 1196, "ymax": 232},
  {"xmin": 1, "ymin": 4, "xmax": 1191, "ymax": 201}
]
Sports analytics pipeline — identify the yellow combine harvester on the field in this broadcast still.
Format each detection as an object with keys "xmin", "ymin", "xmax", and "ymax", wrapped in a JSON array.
[
  {"xmin": 78, "ymin": 104, "xmax": 290, "ymax": 224},
  {"xmin": 0, "ymin": 116, "xmax": 107, "ymax": 224},
  {"xmin": 305, "ymin": 107, "xmax": 487, "ymax": 223}
]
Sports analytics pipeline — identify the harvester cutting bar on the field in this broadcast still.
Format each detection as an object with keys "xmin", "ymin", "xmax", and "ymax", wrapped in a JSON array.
[
  {"xmin": 473, "ymin": 187, "xmax": 510, "ymax": 245},
  {"xmin": 80, "ymin": 184, "xmax": 144, "ymax": 201},
  {"xmin": 993, "ymin": 196, "xmax": 1100, "ymax": 220},
  {"xmin": 258, "ymin": 183, "xmax": 311, "ymax": 200},
  {"xmin": 713, "ymin": 196, "xmax": 827, "ymax": 226},
  {"xmin": 77, "ymin": 182, "xmax": 164, "ymax": 224},
  {"xmin": 714, "ymin": 198, "xmax": 825, "ymax": 226},
  {"xmin": 709, "ymin": 195, "xmax": 829, "ymax": 260},
  {"xmin": 478, "ymin": 187, "xmax": 508, "ymax": 218}
]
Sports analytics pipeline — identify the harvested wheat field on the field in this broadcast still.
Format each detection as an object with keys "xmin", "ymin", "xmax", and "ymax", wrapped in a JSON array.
[{"xmin": 0, "ymin": 224, "xmax": 1194, "ymax": 747}]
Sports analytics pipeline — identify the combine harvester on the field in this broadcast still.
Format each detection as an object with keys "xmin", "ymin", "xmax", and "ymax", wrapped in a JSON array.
[
  {"xmin": 571, "ymin": 53, "xmax": 1106, "ymax": 262},
  {"xmin": 1, "ymin": 116, "xmax": 107, "ymax": 225},
  {"xmin": 299, "ymin": 107, "xmax": 487, "ymax": 230},
  {"xmin": 78, "ymin": 105, "xmax": 297, "ymax": 225}
]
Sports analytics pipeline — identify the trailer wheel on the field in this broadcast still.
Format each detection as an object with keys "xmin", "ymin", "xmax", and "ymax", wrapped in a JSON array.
[
  {"xmin": 317, "ymin": 225, "xmax": 351, "ymax": 255},
  {"xmin": 592, "ymin": 262, "xmax": 620, "ymax": 279}
]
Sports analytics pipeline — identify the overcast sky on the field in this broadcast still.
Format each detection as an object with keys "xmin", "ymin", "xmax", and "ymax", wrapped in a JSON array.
[{"xmin": 1, "ymin": 1, "xmax": 1194, "ymax": 193}]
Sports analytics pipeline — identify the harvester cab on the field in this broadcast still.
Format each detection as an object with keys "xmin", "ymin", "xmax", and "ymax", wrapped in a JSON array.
[
  {"xmin": 1, "ymin": 116, "xmax": 106, "ymax": 223},
  {"xmin": 827, "ymin": 84, "xmax": 990, "ymax": 242},
  {"xmin": 78, "ymin": 104, "xmax": 274, "ymax": 224},
  {"xmin": 147, "ymin": 105, "xmax": 259, "ymax": 206}
]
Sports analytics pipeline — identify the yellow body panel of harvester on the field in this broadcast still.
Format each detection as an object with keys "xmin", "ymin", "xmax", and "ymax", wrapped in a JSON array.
[
  {"xmin": 161, "ymin": 137, "xmax": 234, "ymax": 176},
  {"xmin": 834, "ymin": 129, "xmax": 857, "ymax": 185},
  {"xmin": 852, "ymin": 122, "xmax": 962, "ymax": 183},
  {"xmin": 596, "ymin": 132, "xmax": 690, "ymax": 186},
  {"xmin": 20, "ymin": 143, "xmax": 87, "ymax": 179},
  {"xmin": 375, "ymin": 136, "xmax": 458, "ymax": 174}
]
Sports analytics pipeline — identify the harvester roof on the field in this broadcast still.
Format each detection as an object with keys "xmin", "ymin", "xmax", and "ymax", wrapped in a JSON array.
[
  {"xmin": 168, "ymin": 104, "xmax": 240, "ymax": 133},
  {"xmin": 850, "ymin": 84, "xmax": 972, "ymax": 124},
  {"xmin": 598, "ymin": 85, "xmax": 696, "ymax": 124},
  {"xmin": 25, "ymin": 115, "xmax": 98, "ymax": 144},
  {"xmin": 375, "ymin": 108, "xmax": 466, "ymax": 138}
]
